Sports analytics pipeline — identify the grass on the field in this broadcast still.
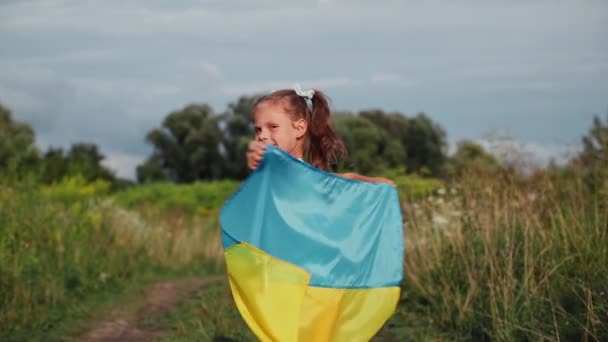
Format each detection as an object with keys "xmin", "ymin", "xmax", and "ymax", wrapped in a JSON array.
[
  {"xmin": 111, "ymin": 180, "xmax": 241, "ymax": 216},
  {"xmin": 0, "ymin": 177, "xmax": 224, "ymax": 341},
  {"xmin": 2, "ymin": 164, "xmax": 607, "ymax": 341},
  {"xmin": 16, "ymin": 270, "xmax": 208, "ymax": 342},
  {"xmin": 144, "ymin": 280, "xmax": 256, "ymax": 342},
  {"xmin": 391, "ymin": 168, "xmax": 608, "ymax": 341}
]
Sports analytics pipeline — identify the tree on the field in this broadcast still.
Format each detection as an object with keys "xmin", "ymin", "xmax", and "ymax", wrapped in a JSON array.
[
  {"xmin": 447, "ymin": 140, "xmax": 500, "ymax": 177},
  {"xmin": 0, "ymin": 104, "xmax": 39, "ymax": 177},
  {"xmin": 577, "ymin": 113, "xmax": 608, "ymax": 195},
  {"xmin": 38, "ymin": 143, "xmax": 116, "ymax": 184},
  {"xmin": 137, "ymin": 104, "xmax": 224, "ymax": 183},
  {"xmin": 580, "ymin": 114, "xmax": 608, "ymax": 165},
  {"xmin": 66, "ymin": 143, "xmax": 115, "ymax": 182},
  {"xmin": 221, "ymin": 95, "xmax": 260, "ymax": 179},
  {"xmin": 359, "ymin": 109, "xmax": 448, "ymax": 176},
  {"xmin": 135, "ymin": 154, "xmax": 168, "ymax": 183},
  {"xmin": 359, "ymin": 110, "xmax": 409, "ymax": 170},
  {"xmin": 402, "ymin": 113, "xmax": 448, "ymax": 176},
  {"xmin": 332, "ymin": 113, "xmax": 403, "ymax": 174}
]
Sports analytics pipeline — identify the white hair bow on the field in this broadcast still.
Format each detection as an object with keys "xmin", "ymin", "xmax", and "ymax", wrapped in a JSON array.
[{"xmin": 293, "ymin": 83, "xmax": 315, "ymax": 100}]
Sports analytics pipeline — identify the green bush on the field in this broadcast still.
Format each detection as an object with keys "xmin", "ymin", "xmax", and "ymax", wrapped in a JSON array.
[{"xmin": 111, "ymin": 180, "xmax": 241, "ymax": 215}]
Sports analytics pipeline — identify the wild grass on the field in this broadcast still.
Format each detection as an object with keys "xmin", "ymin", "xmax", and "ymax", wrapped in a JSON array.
[
  {"xmin": 0, "ymin": 177, "xmax": 222, "ymax": 340},
  {"xmin": 2, "ymin": 166, "xmax": 606, "ymax": 341},
  {"xmin": 393, "ymin": 167, "xmax": 607, "ymax": 340}
]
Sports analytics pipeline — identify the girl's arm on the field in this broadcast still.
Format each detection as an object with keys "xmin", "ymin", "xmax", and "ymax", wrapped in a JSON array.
[{"xmin": 337, "ymin": 172, "xmax": 396, "ymax": 187}]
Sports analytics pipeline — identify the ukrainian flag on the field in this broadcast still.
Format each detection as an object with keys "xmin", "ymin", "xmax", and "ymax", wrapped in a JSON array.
[{"xmin": 220, "ymin": 145, "xmax": 404, "ymax": 342}]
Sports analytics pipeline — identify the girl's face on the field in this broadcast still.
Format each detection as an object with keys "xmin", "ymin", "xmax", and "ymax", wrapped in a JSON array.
[{"xmin": 253, "ymin": 101, "xmax": 307, "ymax": 158}]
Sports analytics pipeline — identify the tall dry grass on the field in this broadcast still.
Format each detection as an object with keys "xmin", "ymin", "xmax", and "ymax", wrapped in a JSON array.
[{"xmin": 398, "ymin": 167, "xmax": 607, "ymax": 340}]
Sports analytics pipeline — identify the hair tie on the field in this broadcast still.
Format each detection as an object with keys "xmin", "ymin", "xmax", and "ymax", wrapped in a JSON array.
[
  {"xmin": 293, "ymin": 83, "xmax": 315, "ymax": 99},
  {"xmin": 293, "ymin": 83, "xmax": 314, "ymax": 111}
]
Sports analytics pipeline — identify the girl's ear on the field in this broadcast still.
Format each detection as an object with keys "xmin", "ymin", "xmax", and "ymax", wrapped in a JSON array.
[{"xmin": 293, "ymin": 118, "xmax": 308, "ymax": 139}]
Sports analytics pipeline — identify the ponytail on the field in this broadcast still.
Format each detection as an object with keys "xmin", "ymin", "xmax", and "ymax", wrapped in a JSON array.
[{"xmin": 306, "ymin": 91, "xmax": 347, "ymax": 170}]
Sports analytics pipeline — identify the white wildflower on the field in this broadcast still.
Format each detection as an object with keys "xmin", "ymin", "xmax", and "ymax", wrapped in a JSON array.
[
  {"xmin": 432, "ymin": 214, "xmax": 448, "ymax": 226},
  {"xmin": 99, "ymin": 272, "xmax": 109, "ymax": 282}
]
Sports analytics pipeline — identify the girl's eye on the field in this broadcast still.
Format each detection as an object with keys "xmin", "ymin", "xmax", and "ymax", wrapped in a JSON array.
[{"xmin": 269, "ymin": 125, "xmax": 278, "ymax": 129}]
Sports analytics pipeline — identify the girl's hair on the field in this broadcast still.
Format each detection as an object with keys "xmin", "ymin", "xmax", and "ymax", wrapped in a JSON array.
[{"xmin": 253, "ymin": 89, "xmax": 347, "ymax": 170}]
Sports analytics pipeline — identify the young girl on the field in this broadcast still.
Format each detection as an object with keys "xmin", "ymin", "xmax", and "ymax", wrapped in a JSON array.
[
  {"xmin": 246, "ymin": 86, "xmax": 396, "ymax": 187},
  {"xmin": 222, "ymin": 86, "xmax": 403, "ymax": 341}
]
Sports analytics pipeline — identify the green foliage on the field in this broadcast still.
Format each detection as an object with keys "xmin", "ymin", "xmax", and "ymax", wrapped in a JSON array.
[
  {"xmin": 0, "ymin": 103, "xmax": 121, "ymax": 188},
  {"xmin": 220, "ymin": 95, "xmax": 259, "ymax": 180},
  {"xmin": 38, "ymin": 143, "xmax": 117, "ymax": 186},
  {"xmin": 445, "ymin": 139, "xmax": 501, "ymax": 178},
  {"xmin": 0, "ymin": 104, "xmax": 40, "ymax": 180},
  {"xmin": 136, "ymin": 99, "xmax": 451, "ymax": 183},
  {"xmin": 380, "ymin": 167, "xmax": 443, "ymax": 200},
  {"xmin": 577, "ymin": 114, "xmax": 608, "ymax": 198},
  {"xmin": 333, "ymin": 109, "xmax": 449, "ymax": 177},
  {"xmin": 137, "ymin": 104, "xmax": 225, "ymax": 183},
  {"xmin": 112, "ymin": 180, "xmax": 240, "ymax": 215},
  {"xmin": 401, "ymin": 112, "xmax": 448, "ymax": 176},
  {"xmin": 332, "ymin": 113, "xmax": 392, "ymax": 174},
  {"xmin": 40, "ymin": 174, "xmax": 112, "ymax": 202},
  {"xmin": 359, "ymin": 109, "xmax": 410, "ymax": 169},
  {"xmin": 0, "ymin": 178, "xmax": 221, "ymax": 339},
  {"xmin": 0, "ymin": 182, "xmax": 127, "ymax": 336}
]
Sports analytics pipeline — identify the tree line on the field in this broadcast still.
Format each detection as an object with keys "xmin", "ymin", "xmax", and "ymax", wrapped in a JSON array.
[
  {"xmin": 1, "ymin": 97, "xmax": 606, "ymax": 190},
  {"xmin": 135, "ymin": 95, "xmax": 457, "ymax": 183}
]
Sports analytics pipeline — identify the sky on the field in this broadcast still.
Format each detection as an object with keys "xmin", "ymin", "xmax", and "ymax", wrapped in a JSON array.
[{"xmin": 1, "ymin": 0, "xmax": 607, "ymax": 179}]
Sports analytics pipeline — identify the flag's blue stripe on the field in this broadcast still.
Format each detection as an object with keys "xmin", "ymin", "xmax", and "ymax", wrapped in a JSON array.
[{"xmin": 220, "ymin": 145, "xmax": 404, "ymax": 288}]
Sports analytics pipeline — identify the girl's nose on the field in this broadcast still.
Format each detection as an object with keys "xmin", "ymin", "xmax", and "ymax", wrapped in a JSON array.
[{"xmin": 257, "ymin": 132, "xmax": 269, "ymax": 142}]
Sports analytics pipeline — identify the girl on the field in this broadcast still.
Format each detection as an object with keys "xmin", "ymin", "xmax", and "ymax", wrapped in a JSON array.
[
  {"xmin": 246, "ymin": 86, "xmax": 396, "ymax": 187},
  {"xmin": 223, "ymin": 85, "xmax": 403, "ymax": 342}
]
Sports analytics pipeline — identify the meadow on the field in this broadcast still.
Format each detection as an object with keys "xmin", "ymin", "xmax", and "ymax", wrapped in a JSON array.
[{"xmin": 0, "ymin": 166, "xmax": 606, "ymax": 341}]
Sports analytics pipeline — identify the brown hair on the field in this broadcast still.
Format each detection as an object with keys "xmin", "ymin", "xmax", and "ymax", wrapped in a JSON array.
[{"xmin": 253, "ymin": 88, "xmax": 347, "ymax": 170}]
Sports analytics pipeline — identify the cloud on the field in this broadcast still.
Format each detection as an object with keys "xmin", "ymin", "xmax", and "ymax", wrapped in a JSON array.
[
  {"xmin": 0, "ymin": 57, "xmax": 216, "ymax": 161},
  {"xmin": 221, "ymin": 77, "xmax": 362, "ymax": 96},
  {"xmin": 24, "ymin": 48, "xmax": 125, "ymax": 65},
  {"xmin": 370, "ymin": 73, "xmax": 416, "ymax": 87},
  {"xmin": 101, "ymin": 150, "xmax": 145, "ymax": 180},
  {"xmin": 575, "ymin": 62, "xmax": 608, "ymax": 73},
  {"xmin": 0, "ymin": 85, "xmax": 44, "ymax": 113},
  {"xmin": 2, "ymin": 0, "xmax": 606, "ymax": 37},
  {"xmin": 67, "ymin": 77, "xmax": 181, "ymax": 99}
]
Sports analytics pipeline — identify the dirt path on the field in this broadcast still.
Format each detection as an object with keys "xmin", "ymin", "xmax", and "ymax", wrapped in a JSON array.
[{"xmin": 79, "ymin": 275, "xmax": 225, "ymax": 342}]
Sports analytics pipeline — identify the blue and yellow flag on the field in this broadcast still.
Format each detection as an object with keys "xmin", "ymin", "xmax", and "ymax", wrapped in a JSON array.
[{"xmin": 220, "ymin": 145, "xmax": 404, "ymax": 341}]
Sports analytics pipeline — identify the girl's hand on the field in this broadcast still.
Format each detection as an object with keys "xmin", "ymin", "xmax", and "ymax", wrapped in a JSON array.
[{"xmin": 247, "ymin": 140, "xmax": 267, "ymax": 170}]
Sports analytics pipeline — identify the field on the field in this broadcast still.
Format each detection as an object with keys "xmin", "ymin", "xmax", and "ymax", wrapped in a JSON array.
[{"xmin": 1, "ymin": 168, "xmax": 606, "ymax": 341}]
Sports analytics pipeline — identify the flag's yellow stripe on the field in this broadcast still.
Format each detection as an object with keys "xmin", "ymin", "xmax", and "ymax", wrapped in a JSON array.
[
  {"xmin": 225, "ymin": 242, "xmax": 310, "ymax": 341},
  {"xmin": 225, "ymin": 243, "xmax": 400, "ymax": 342},
  {"xmin": 299, "ymin": 286, "xmax": 400, "ymax": 342}
]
